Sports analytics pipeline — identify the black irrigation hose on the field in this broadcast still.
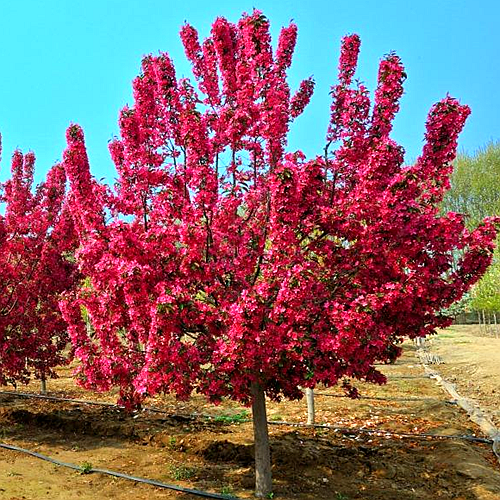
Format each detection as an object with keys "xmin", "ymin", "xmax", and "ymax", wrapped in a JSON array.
[
  {"xmin": 0, "ymin": 389, "xmax": 493, "ymax": 445},
  {"xmin": 1, "ymin": 389, "xmax": 447, "ymax": 410},
  {"xmin": 0, "ymin": 390, "xmax": 120, "ymax": 408},
  {"xmin": 267, "ymin": 420, "xmax": 494, "ymax": 445},
  {"xmin": 313, "ymin": 392, "xmax": 447, "ymax": 403},
  {"xmin": 0, "ymin": 389, "xmax": 444, "ymax": 409},
  {"xmin": 0, "ymin": 390, "xmax": 198, "ymax": 417},
  {"xmin": 0, "ymin": 442, "xmax": 239, "ymax": 500}
]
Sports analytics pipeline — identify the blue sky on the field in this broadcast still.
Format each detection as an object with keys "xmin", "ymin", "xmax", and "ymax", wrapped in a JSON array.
[{"xmin": 0, "ymin": 0, "xmax": 497, "ymax": 184}]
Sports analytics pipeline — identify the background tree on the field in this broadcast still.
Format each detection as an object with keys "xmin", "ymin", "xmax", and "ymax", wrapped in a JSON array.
[
  {"xmin": 442, "ymin": 142, "xmax": 500, "ymax": 227},
  {"xmin": 61, "ymin": 11, "xmax": 498, "ymax": 497},
  {"xmin": 471, "ymin": 266, "xmax": 500, "ymax": 335},
  {"xmin": 0, "ymin": 138, "xmax": 77, "ymax": 392},
  {"xmin": 441, "ymin": 142, "xmax": 500, "ymax": 328}
]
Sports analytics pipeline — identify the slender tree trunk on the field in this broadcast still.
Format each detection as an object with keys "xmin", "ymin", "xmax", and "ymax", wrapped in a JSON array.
[
  {"xmin": 251, "ymin": 383, "xmax": 272, "ymax": 498},
  {"xmin": 482, "ymin": 310, "xmax": 487, "ymax": 335},
  {"xmin": 85, "ymin": 315, "xmax": 92, "ymax": 336},
  {"xmin": 477, "ymin": 310, "xmax": 482, "ymax": 331},
  {"xmin": 306, "ymin": 388, "xmax": 315, "ymax": 425},
  {"xmin": 494, "ymin": 312, "xmax": 499, "ymax": 339},
  {"xmin": 40, "ymin": 376, "xmax": 47, "ymax": 395}
]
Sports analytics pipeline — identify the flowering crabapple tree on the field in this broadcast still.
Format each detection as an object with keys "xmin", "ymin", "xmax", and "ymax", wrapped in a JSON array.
[
  {"xmin": 61, "ymin": 11, "xmax": 498, "ymax": 497},
  {"xmin": 0, "ymin": 138, "xmax": 77, "ymax": 393}
]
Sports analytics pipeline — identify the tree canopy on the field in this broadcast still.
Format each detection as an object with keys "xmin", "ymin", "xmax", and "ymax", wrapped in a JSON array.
[
  {"xmin": 0, "ymin": 140, "xmax": 77, "ymax": 387},
  {"xmin": 27, "ymin": 11, "xmax": 498, "ymax": 497}
]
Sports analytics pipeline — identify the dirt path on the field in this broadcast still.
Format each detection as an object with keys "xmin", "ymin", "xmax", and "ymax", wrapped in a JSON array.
[
  {"xmin": 430, "ymin": 325, "xmax": 500, "ymax": 430},
  {"xmin": 1, "ymin": 336, "xmax": 500, "ymax": 499}
]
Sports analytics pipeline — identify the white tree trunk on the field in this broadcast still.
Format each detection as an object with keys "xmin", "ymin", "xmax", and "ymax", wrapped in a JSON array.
[
  {"xmin": 251, "ymin": 383, "xmax": 272, "ymax": 498},
  {"xmin": 306, "ymin": 388, "xmax": 315, "ymax": 425},
  {"xmin": 415, "ymin": 336, "xmax": 425, "ymax": 349}
]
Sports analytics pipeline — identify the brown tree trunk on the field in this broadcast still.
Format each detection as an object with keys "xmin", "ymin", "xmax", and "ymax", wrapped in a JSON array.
[
  {"xmin": 251, "ymin": 383, "xmax": 272, "ymax": 498},
  {"xmin": 40, "ymin": 376, "xmax": 47, "ymax": 395}
]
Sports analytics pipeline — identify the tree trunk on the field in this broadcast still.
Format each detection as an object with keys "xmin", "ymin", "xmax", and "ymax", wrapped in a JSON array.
[
  {"xmin": 306, "ymin": 388, "xmax": 315, "ymax": 425},
  {"xmin": 40, "ymin": 376, "xmax": 47, "ymax": 395},
  {"xmin": 251, "ymin": 383, "xmax": 272, "ymax": 498},
  {"xmin": 415, "ymin": 336, "xmax": 425, "ymax": 349},
  {"xmin": 494, "ymin": 312, "xmax": 499, "ymax": 339},
  {"xmin": 482, "ymin": 310, "xmax": 487, "ymax": 335}
]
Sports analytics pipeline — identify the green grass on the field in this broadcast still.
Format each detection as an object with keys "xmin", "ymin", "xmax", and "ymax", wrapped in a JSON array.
[
  {"xmin": 335, "ymin": 493, "xmax": 349, "ymax": 500},
  {"xmin": 166, "ymin": 435, "xmax": 178, "ymax": 450},
  {"xmin": 269, "ymin": 414, "xmax": 284, "ymax": 421},
  {"xmin": 211, "ymin": 410, "xmax": 249, "ymax": 424},
  {"xmin": 169, "ymin": 464, "xmax": 197, "ymax": 481},
  {"xmin": 79, "ymin": 462, "xmax": 93, "ymax": 474},
  {"xmin": 220, "ymin": 485, "xmax": 235, "ymax": 495}
]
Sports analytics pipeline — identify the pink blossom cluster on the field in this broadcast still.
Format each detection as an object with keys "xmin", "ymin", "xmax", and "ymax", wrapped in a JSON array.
[{"xmin": 59, "ymin": 11, "xmax": 498, "ymax": 408}]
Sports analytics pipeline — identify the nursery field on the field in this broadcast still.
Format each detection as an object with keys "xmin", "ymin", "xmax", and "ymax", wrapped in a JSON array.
[{"xmin": 1, "ymin": 331, "xmax": 500, "ymax": 500}]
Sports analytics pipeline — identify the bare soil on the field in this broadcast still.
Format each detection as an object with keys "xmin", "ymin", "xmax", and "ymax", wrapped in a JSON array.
[
  {"xmin": 1, "ymin": 328, "xmax": 500, "ymax": 500},
  {"xmin": 431, "ymin": 324, "xmax": 500, "ymax": 430}
]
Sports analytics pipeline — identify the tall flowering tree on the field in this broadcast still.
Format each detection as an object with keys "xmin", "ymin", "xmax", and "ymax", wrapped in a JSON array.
[
  {"xmin": 0, "ymin": 138, "xmax": 77, "ymax": 392},
  {"xmin": 61, "ymin": 11, "xmax": 498, "ymax": 497}
]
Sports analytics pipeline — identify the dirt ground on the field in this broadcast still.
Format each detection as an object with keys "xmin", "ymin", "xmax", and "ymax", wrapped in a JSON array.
[
  {"xmin": 429, "ymin": 325, "xmax": 500, "ymax": 430},
  {"xmin": 1, "ymin": 326, "xmax": 500, "ymax": 500}
]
